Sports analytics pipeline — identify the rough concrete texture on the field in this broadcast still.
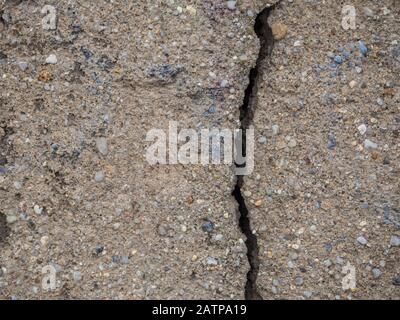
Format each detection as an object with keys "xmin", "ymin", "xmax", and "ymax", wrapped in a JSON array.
[
  {"xmin": 245, "ymin": 0, "xmax": 400, "ymax": 299},
  {"xmin": 0, "ymin": 0, "xmax": 399, "ymax": 300}
]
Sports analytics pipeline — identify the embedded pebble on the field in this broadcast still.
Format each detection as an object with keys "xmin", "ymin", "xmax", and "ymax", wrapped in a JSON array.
[
  {"xmin": 377, "ymin": 98, "xmax": 384, "ymax": 106},
  {"xmin": 186, "ymin": 5, "xmax": 196, "ymax": 16},
  {"xmin": 157, "ymin": 225, "xmax": 167, "ymax": 236},
  {"xmin": 201, "ymin": 220, "xmax": 214, "ymax": 233},
  {"xmin": 327, "ymin": 134, "xmax": 337, "ymax": 150},
  {"xmin": 359, "ymin": 41, "xmax": 368, "ymax": 56},
  {"xmin": 6, "ymin": 215, "xmax": 18, "ymax": 224},
  {"xmin": 324, "ymin": 259, "xmax": 332, "ymax": 267},
  {"xmin": 226, "ymin": 1, "xmax": 236, "ymax": 11},
  {"xmin": 382, "ymin": 7, "xmax": 390, "ymax": 16},
  {"xmin": 364, "ymin": 139, "xmax": 377, "ymax": 150},
  {"xmin": 13, "ymin": 181, "xmax": 23, "ymax": 190},
  {"xmin": 294, "ymin": 276, "xmax": 304, "ymax": 286},
  {"xmin": 214, "ymin": 234, "xmax": 223, "ymax": 241},
  {"xmin": 220, "ymin": 79, "xmax": 229, "ymax": 88},
  {"xmin": 17, "ymin": 61, "xmax": 28, "ymax": 71},
  {"xmin": 73, "ymin": 271, "xmax": 82, "ymax": 282},
  {"xmin": 349, "ymin": 80, "xmax": 357, "ymax": 88},
  {"xmin": 357, "ymin": 236, "xmax": 368, "ymax": 245},
  {"xmin": 287, "ymin": 138, "xmax": 297, "ymax": 148},
  {"xmin": 363, "ymin": 7, "xmax": 374, "ymax": 17},
  {"xmin": 372, "ymin": 268, "xmax": 382, "ymax": 279},
  {"xmin": 40, "ymin": 236, "xmax": 49, "ymax": 246},
  {"xmin": 272, "ymin": 125, "xmax": 280, "ymax": 135},
  {"xmin": 206, "ymin": 257, "xmax": 218, "ymax": 265},
  {"xmin": 357, "ymin": 124, "xmax": 367, "ymax": 135},
  {"xmin": 258, "ymin": 136, "xmax": 267, "ymax": 144},
  {"xmin": 33, "ymin": 205, "xmax": 43, "ymax": 215},
  {"xmin": 94, "ymin": 171, "xmax": 105, "ymax": 182},
  {"xmin": 271, "ymin": 23, "xmax": 288, "ymax": 40},
  {"xmin": 334, "ymin": 56, "xmax": 343, "ymax": 64},
  {"xmin": 96, "ymin": 137, "xmax": 108, "ymax": 155},
  {"xmin": 45, "ymin": 54, "xmax": 58, "ymax": 64},
  {"xmin": 390, "ymin": 236, "xmax": 400, "ymax": 247},
  {"xmin": 243, "ymin": 190, "xmax": 252, "ymax": 197}
]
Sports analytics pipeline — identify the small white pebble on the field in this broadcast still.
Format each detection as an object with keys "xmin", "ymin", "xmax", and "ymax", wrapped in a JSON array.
[
  {"xmin": 357, "ymin": 236, "xmax": 367, "ymax": 245},
  {"xmin": 364, "ymin": 139, "xmax": 377, "ymax": 150},
  {"xmin": 94, "ymin": 171, "xmax": 105, "ymax": 182},
  {"xmin": 357, "ymin": 124, "xmax": 367, "ymax": 135},
  {"xmin": 34, "ymin": 205, "xmax": 43, "ymax": 215},
  {"xmin": 45, "ymin": 54, "xmax": 58, "ymax": 64},
  {"xmin": 226, "ymin": 1, "xmax": 236, "ymax": 11},
  {"xmin": 272, "ymin": 124, "xmax": 280, "ymax": 135}
]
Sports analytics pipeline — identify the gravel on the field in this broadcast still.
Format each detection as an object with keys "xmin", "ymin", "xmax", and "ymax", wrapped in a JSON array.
[
  {"xmin": 389, "ymin": 236, "xmax": 400, "ymax": 247},
  {"xmin": 201, "ymin": 220, "xmax": 214, "ymax": 233},
  {"xmin": 357, "ymin": 236, "xmax": 368, "ymax": 246},
  {"xmin": 96, "ymin": 138, "xmax": 108, "ymax": 155},
  {"xmin": 364, "ymin": 139, "xmax": 378, "ymax": 150},
  {"xmin": 372, "ymin": 269, "xmax": 382, "ymax": 279},
  {"xmin": 294, "ymin": 276, "xmax": 304, "ymax": 286},
  {"xmin": 94, "ymin": 171, "xmax": 105, "ymax": 182},
  {"xmin": 45, "ymin": 54, "xmax": 58, "ymax": 64}
]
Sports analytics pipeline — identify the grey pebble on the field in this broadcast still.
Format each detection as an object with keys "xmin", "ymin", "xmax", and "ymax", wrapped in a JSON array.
[
  {"xmin": 324, "ymin": 259, "xmax": 332, "ymax": 267},
  {"xmin": 73, "ymin": 271, "xmax": 82, "ymax": 282},
  {"xmin": 206, "ymin": 257, "xmax": 218, "ymax": 266},
  {"xmin": 363, "ymin": 7, "xmax": 374, "ymax": 17},
  {"xmin": 6, "ymin": 215, "xmax": 18, "ymax": 224},
  {"xmin": 372, "ymin": 268, "xmax": 382, "ymax": 279},
  {"xmin": 258, "ymin": 136, "xmax": 267, "ymax": 144},
  {"xmin": 121, "ymin": 256, "xmax": 129, "ymax": 264},
  {"xmin": 17, "ymin": 61, "xmax": 28, "ymax": 71},
  {"xmin": 327, "ymin": 134, "xmax": 337, "ymax": 150},
  {"xmin": 294, "ymin": 276, "xmax": 304, "ymax": 286},
  {"xmin": 96, "ymin": 137, "xmax": 108, "ymax": 155},
  {"xmin": 220, "ymin": 79, "xmax": 229, "ymax": 88},
  {"xmin": 364, "ymin": 139, "xmax": 377, "ymax": 150},
  {"xmin": 390, "ymin": 235, "xmax": 400, "ymax": 247},
  {"xmin": 335, "ymin": 256, "xmax": 344, "ymax": 265},
  {"xmin": 201, "ymin": 220, "xmax": 214, "ymax": 233},
  {"xmin": 376, "ymin": 98, "xmax": 385, "ymax": 107},
  {"xmin": 272, "ymin": 279, "xmax": 280, "ymax": 286},
  {"xmin": 45, "ymin": 54, "xmax": 58, "ymax": 64},
  {"xmin": 13, "ymin": 181, "xmax": 23, "ymax": 190},
  {"xmin": 214, "ymin": 234, "xmax": 223, "ymax": 241},
  {"xmin": 289, "ymin": 252, "xmax": 298, "ymax": 260},
  {"xmin": 226, "ymin": 1, "xmax": 236, "ymax": 11},
  {"xmin": 157, "ymin": 225, "xmax": 167, "ymax": 236},
  {"xmin": 94, "ymin": 171, "xmax": 105, "ymax": 182},
  {"xmin": 357, "ymin": 236, "xmax": 368, "ymax": 245},
  {"xmin": 272, "ymin": 124, "xmax": 280, "ymax": 135}
]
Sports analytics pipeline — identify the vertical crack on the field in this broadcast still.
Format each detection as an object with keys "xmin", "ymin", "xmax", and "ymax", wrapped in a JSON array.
[{"xmin": 232, "ymin": 5, "xmax": 275, "ymax": 300}]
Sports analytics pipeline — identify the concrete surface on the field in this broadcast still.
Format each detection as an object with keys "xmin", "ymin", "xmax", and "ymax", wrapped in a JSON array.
[{"xmin": 0, "ymin": 0, "xmax": 399, "ymax": 300}]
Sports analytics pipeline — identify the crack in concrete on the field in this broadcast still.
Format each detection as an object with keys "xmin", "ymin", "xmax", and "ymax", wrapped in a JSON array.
[{"xmin": 232, "ymin": 5, "xmax": 275, "ymax": 300}]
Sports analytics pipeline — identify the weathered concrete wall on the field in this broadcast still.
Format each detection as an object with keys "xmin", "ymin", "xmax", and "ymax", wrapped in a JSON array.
[{"xmin": 0, "ymin": 0, "xmax": 399, "ymax": 300}]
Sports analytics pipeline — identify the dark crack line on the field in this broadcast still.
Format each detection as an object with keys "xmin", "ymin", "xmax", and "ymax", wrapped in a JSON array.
[{"xmin": 232, "ymin": 5, "xmax": 275, "ymax": 300}]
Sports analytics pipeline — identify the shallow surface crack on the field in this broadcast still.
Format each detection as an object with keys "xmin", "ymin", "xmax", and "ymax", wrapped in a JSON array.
[{"xmin": 232, "ymin": 5, "xmax": 275, "ymax": 300}]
